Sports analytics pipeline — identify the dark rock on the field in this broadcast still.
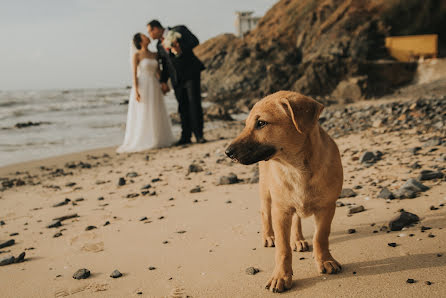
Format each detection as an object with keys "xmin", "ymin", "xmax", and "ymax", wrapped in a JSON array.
[
  {"xmin": 394, "ymin": 188, "xmax": 417, "ymax": 199},
  {"xmin": 151, "ymin": 178, "xmax": 161, "ymax": 183},
  {"xmin": 126, "ymin": 193, "xmax": 139, "ymax": 198},
  {"xmin": 347, "ymin": 229, "xmax": 356, "ymax": 234},
  {"xmin": 418, "ymin": 170, "xmax": 444, "ymax": 181},
  {"xmin": 409, "ymin": 147, "xmax": 421, "ymax": 155},
  {"xmin": 388, "ymin": 242, "xmax": 397, "ymax": 247},
  {"xmin": 425, "ymin": 281, "xmax": 432, "ymax": 285},
  {"xmin": 336, "ymin": 201, "xmax": 345, "ymax": 207},
  {"xmin": 410, "ymin": 162, "xmax": 422, "ymax": 169},
  {"xmin": 53, "ymin": 213, "xmax": 79, "ymax": 222},
  {"xmin": 53, "ymin": 232, "xmax": 63, "ymax": 238},
  {"xmin": 47, "ymin": 220, "xmax": 62, "ymax": 228},
  {"xmin": 97, "ymin": 197, "xmax": 104, "ymax": 201},
  {"xmin": 406, "ymin": 278, "xmax": 415, "ymax": 284},
  {"xmin": 428, "ymin": 233, "xmax": 435, "ymax": 238},
  {"xmin": 73, "ymin": 268, "xmax": 90, "ymax": 280},
  {"xmin": 378, "ymin": 187, "xmax": 394, "ymax": 200},
  {"xmin": 0, "ymin": 256, "xmax": 15, "ymax": 266},
  {"xmin": 219, "ymin": 173, "xmax": 240, "ymax": 185},
  {"xmin": 188, "ymin": 164, "xmax": 203, "ymax": 173},
  {"xmin": 420, "ymin": 226, "xmax": 431, "ymax": 232},
  {"xmin": 140, "ymin": 217, "xmax": 148, "ymax": 221},
  {"xmin": 53, "ymin": 198, "xmax": 71, "ymax": 207},
  {"xmin": 245, "ymin": 267, "xmax": 260, "ymax": 275},
  {"xmin": 0, "ymin": 220, "xmax": 5, "ymax": 226},
  {"xmin": 0, "ymin": 239, "xmax": 15, "ymax": 249},
  {"xmin": 339, "ymin": 188, "xmax": 357, "ymax": 198},
  {"xmin": 141, "ymin": 184, "xmax": 151, "ymax": 190},
  {"xmin": 430, "ymin": 205, "xmax": 439, "ymax": 210},
  {"xmin": 118, "ymin": 177, "xmax": 126, "ymax": 186},
  {"xmin": 104, "ymin": 221, "xmax": 110, "ymax": 226},
  {"xmin": 402, "ymin": 178, "xmax": 429, "ymax": 192},
  {"xmin": 176, "ymin": 230, "xmax": 186, "ymax": 234},
  {"xmin": 126, "ymin": 172, "xmax": 138, "ymax": 178},
  {"xmin": 65, "ymin": 182, "xmax": 76, "ymax": 187},
  {"xmin": 389, "ymin": 211, "xmax": 419, "ymax": 231},
  {"xmin": 348, "ymin": 205, "xmax": 365, "ymax": 214},
  {"xmin": 85, "ymin": 225, "xmax": 97, "ymax": 231},
  {"xmin": 148, "ymin": 266, "xmax": 156, "ymax": 270},
  {"xmin": 190, "ymin": 186, "xmax": 201, "ymax": 193},
  {"xmin": 360, "ymin": 151, "xmax": 381, "ymax": 164},
  {"xmin": 110, "ymin": 269, "xmax": 123, "ymax": 278}
]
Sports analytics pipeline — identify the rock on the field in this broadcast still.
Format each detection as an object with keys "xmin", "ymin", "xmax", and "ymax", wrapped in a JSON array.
[
  {"xmin": 0, "ymin": 220, "xmax": 5, "ymax": 226},
  {"xmin": 110, "ymin": 269, "xmax": 123, "ymax": 278},
  {"xmin": 0, "ymin": 239, "xmax": 15, "ymax": 249},
  {"xmin": 348, "ymin": 205, "xmax": 365, "ymax": 214},
  {"xmin": 388, "ymin": 242, "xmax": 397, "ymax": 247},
  {"xmin": 53, "ymin": 198, "xmax": 71, "ymax": 207},
  {"xmin": 126, "ymin": 193, "xmax": 139, "ymax": 198},
  {"xmin": 409, "ymin": 147, "xmax": 421, "ymax": 155},
  {"xmin": 219, "ymin": 173, "xmax": 240, "ymax": 185},
  {"xmin": 336, "ymin": 201, "xmax": 345, "ymax": 207},
  {"xmin": 394, "ymin": 188, "xmax": 417, "ymax": 199},
  {"xmin": 425, "ymin": 281, "xmax": 432, "ymax": 285},
  {"xmin": 141, "ymin": 184, "xmax": 151, "ymax": 190},
  {"xmin": 188, "ymin": 164, "xmax": 203, "ymax": 174},
  {"xmin": 126, "ymin": 172, "xmax": 138, "ymax": 178},
  {"xmin": 104, "ymin": 221, "xmax": 110, "ymax": 226},
  {"xmin": 245, "ymin": 267, "xmax": 260, "ymax": 275},
  {"xmin": 418, "ymin": 170, "xmax": 444, "ymax": 181},
  {"xmin": 410, "ymin": 162, "xmax": 422, "ymax": 169},
  {"xmin": 53, "ymin": 213, "xmax": 79, "ymax": 222},
  {"xmin": 47, "ymin": 220, "xmax": 62, "ymax": 228},
  {"xmin": 339, "ymin": 188, "xmax": 357, "ymax": 198},
  {"xmin": 53, "ymin": 232, "xmax": 63, "ymax": 238},
  {"xmin": 360, "ymin": 151, "xmax": 381, "ymax": 164},
  {"xmin": 73, "ymin": 268, "xmax": 90, "ymax": 280},
  {"xmin": 139, "ymin": 217, "xmax": 148, "ymax": 221},
  {"xmin": 389, "ymin": 211, "xmax": 419, "ymax": 231},
  {"xmin": 423, "ymin": 137, "xmax": 442, "ymax": 147},
  {"xmin": 347, "ymin": 229, "xmax": 356, "ymax": 234},
  {"xmin": 97, "ymin": 197, "xmax": 104, "ymax": 200},
  {"xmin": 148, "ymin": 266, "xmax": 156, "ymax": 270},
  {"xmin": 402, "ymin": 178, "xmax": 429, "ymax": 192},
  {"xmin": 406, "ymin": 278, "xmax": 416, "ymax": 284},
  {"xmin": 190, "ymin": 186, "xmax": 201, "ymax": 193},
  {"xmin": 118, "ymin": 177, "xmax": 126, "ymax": 186},
  {"xmin": 151, "ymin": 178, "xmax": 161, "ymax": 183},
  {"xmin": 85, "ymin": 225, "xmax": 97, "ymax": 231},
  {"xmin": 0, "ymin": 256, "xmax": 15, "ymax": 266},
  {"xmin": 430, "ymin": 205, "xmax": 439, "ymax": 210},
  {"xmin": 378, "ymin": 187, "xmax": 394, "ymax": 200}
]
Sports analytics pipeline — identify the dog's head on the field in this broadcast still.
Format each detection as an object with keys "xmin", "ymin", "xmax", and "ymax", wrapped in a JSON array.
[{"xmin": 225, "ymin": 91, "xmax": 324, "ymax": 165}]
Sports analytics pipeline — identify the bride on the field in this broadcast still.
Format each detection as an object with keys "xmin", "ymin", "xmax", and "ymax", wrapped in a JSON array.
[{"xmin": 117, "ymin": 33, "xmax": 175, "ymax": 153}]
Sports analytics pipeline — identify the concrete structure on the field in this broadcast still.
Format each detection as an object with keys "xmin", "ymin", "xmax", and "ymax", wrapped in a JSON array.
[
  {"xmin": 235, "ymin": 11, "xmax": 261, "ymax": 37},
  {"xmin": 385, "ymin": 34, "xmax": 438, "ymax": 62}
]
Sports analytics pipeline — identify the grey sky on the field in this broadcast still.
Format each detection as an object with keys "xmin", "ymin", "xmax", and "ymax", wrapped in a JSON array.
[{"xmin": 0, "ymin": 0, "xmax": 276, "ymax": 90}]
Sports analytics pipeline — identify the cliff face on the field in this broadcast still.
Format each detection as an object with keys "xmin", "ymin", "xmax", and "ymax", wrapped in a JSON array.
[{"xmin": 195, "ymin": 0, "xmax": 446, "ymax": 107}]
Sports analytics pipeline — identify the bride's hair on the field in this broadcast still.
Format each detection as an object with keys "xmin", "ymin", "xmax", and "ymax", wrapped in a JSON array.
[{"xmin": 133, "ymin": 33, "xmax": 142, "ymax": 50}]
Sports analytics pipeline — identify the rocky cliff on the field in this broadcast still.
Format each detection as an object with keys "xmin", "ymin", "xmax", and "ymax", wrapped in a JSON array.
[{"xmin": 194, "ymin": 0, "xmax": 446, "ymax": 109}]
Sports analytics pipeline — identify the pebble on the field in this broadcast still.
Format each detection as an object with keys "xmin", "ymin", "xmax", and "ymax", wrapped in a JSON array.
[
  {"xmin": 0, "ymin": 240, "xmax": 15, "ymax": 249},
  {"xmin": 389, "ymin": 211, "xmax": 419, "ymax": 231},
  {"xmin": 53, "ymin": 213, "xmax": 79, "ymax": 222},
  {"xmin": 245, "ymin": 267, "xmax": 260, "ymax": 275},
  {"xmin": 190, "ymin": 186, "xmax": 201, "ymax": 193},
  {"xmin": 97, "ymin": 196, "xmax": 104, "ymax": 201},
  {"xmin": 85, "ymin": 225, "xmax": 97, "ymax": 231},
  {"xmin": 104, "ymin": 221, "xmax": 110, "ymax": 226},
  {"xmin": 141, "ymin": 184, "xmax": 152, "ymax": 190},
  {"xmin": 406, "ymin": 278, "xmax": 415, "ymax": 284},
  {"xmin": 425, "ymin": 281, "xmax": 432, "ymax": 285},
  {"xmin": 148, "ymin": 266, "xmax": 156, "ymax": 270},
  {"xmin": 339, "ymin": 188, "xmax": 357, "ymax": 198},
  {"xmin": 388, "ymin": 242, "xmax": 397, "ymax": 247},
  {"xmin": 348, "ymin": 205, "xmax": 365, "ymax": 214},
  {"xmin": 378, "ymin": 187, "xmax": 394, "ymax": 200},
  {"xmin": 219, "ymin": 173, "xmax": 240, "ymax": 185},
  {"xmin": 53, "ymin": 232, "xmax": 63, "ymax": 238},
  {"xmin": 0, "ymin": 252, "xmax": 25, "ymax": 266},
  {"xmin": 73, "ymin": 268, "xmax": 90, "ymax": 280},
  {"xmin": 47, "ymin": 220, "xmax": 62, "ymax": 229},
  {"xmin": 126, "ymin": 172, "xmax": 138, "ymax": 178},
  {"xmin": 418, "ymin": 170, "xmax": 444, "ymax": 181},
  {"xmin": 347, "ymin": 229, "xmax": 356, "ymax": 234},
  {"xmin": 118, "ymin": 177, "xmax": 126, "ymax": 186},
  {"xmin": 110, "ymin": 269, "xmax": 123, "ymax": 278},
  {"xmin": 53, "ymin": 198, "xmax": 71, "ymax": 207},
  {"xmin": 140, "ymin": 216, "xmax": 148, "ymax": 221},
  {"xmin": 188, "ymin": 164, "xmax": 204, "ymax": 173}
]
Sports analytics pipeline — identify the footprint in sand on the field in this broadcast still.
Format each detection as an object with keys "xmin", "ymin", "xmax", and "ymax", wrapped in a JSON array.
[
  {"xmin": 81, "ymin": 241, "xmax": 104, "ymax": 253},
  {"xmin": 169, "ymin": 287, "xmax": 188, "ymax": 298}
]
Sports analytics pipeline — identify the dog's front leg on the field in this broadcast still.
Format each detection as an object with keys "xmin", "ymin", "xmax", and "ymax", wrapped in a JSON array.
[
  {"xmin": 260, "ymin": 183, "xmax": 275, "ymax": 247},
  {"xmin": 265, "ymin": 204, "xmax": 293, "ymax": 293},
  {"xmin": 313, "ymin": 204, "xmax": 342, "ymax": 274},
  {"xmin": 291, "ymin": 213, "xmax": 309, "ymax": 252}
]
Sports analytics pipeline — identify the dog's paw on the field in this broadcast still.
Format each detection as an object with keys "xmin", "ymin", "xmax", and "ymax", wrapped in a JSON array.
[
  {"xmin": 265, "ymin": 272, "xmax": 293, "ymax": 293},
  {"xmin": 316, "ymin": 258, "xmax": 342, "ymax": 274},
  {"xmin": 292, "ymin": 240, "xmax": 310, "ymax": 252},
  {"xmin": 262, "ymin": 235, "xmax": 275, "ymax": 247}
]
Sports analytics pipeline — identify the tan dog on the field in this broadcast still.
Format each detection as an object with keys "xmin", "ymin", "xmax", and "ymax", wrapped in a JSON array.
[{"xmin": 225, "ymin": 91, "xmax": 343, "ymax": 293}]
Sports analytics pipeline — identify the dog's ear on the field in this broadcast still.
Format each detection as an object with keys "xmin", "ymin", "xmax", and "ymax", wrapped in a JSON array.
[{"xmin": 281, "ymin": 95, "xmax": 324, "ymax": 134}]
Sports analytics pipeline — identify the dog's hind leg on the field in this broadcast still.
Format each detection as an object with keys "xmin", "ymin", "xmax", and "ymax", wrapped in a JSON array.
[
  {"xmin": 260, "ymin": 182, "xmax": 275, "ymax": 247},
  {"xmin": 291, "ymin": 213, "xmax": 309, "ymax": 252},
  {"xmin": 313, "ymin": 204, "xmax": 342, "ymax": 274}
]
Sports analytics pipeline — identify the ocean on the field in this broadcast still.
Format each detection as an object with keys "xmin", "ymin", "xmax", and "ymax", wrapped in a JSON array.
[{"xmin": 0, "ymin": 88, "xmax": 182, "ymax": 167}]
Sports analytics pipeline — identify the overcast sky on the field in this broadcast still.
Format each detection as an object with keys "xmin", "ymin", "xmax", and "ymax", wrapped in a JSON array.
[{"xmin": 0, "ymin": 0, "xmax": 276, "ymax": 91}]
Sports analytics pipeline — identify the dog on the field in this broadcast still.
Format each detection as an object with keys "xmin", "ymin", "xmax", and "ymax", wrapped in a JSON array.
[{"xmin": 225, "ymin": 91, "xmax": 343, "ymax": 293}]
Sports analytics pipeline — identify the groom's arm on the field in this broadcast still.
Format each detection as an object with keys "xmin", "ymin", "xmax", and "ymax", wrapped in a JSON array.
[
  {"xmin": 171, "ymin": 26, "xmax": 199, "ymax": 58},
  {"xmin": 157, "ymin": 50, "xmax": 170, "ymax": 83}
]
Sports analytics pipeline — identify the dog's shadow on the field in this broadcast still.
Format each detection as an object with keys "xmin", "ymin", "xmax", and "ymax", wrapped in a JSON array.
[{"xmin": 288, "ymin": 252, "xmax": 446, "ymax": 293}]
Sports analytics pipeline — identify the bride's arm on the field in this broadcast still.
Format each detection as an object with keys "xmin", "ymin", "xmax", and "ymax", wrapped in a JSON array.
[{"xmin": 132, "ymin": 53, "xmax": 141, "ymax": 102}]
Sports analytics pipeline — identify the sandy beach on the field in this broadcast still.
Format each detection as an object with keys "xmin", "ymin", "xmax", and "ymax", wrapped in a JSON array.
[{"xmin": 1, "ymin": 100, "xmax": 446, "ymax": 297}]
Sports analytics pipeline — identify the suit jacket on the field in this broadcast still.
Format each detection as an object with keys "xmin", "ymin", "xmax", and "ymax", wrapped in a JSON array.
[{"xmin": 157, "ymin": 25, "xmax": 205, "ymax": 88}]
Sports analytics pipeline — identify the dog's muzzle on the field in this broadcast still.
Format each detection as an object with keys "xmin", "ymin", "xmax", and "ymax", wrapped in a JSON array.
[{"xmin": 225, "ymin": 142, "xmax": 276, "ymax": 165}]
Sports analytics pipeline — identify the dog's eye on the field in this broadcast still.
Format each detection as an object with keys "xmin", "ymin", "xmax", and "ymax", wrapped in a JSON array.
[{"xmin": 255, "ymin": 120, "xmax": 267, "ymax": 129}]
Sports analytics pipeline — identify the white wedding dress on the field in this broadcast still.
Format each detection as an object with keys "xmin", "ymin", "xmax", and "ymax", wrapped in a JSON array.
[{"xmin": 117, "ymin": 58, "xmax": 175, "ymax": 153}]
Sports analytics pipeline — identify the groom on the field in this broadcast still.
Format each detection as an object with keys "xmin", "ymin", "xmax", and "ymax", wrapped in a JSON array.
[{"xmin": 147, "ymin": 20, "xmax": 206, "ymax": 145}]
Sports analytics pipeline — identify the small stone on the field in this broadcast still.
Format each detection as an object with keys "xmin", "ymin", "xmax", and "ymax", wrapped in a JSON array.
[
  {"xmin": 0, "ymin": 220, "xmax": 5, "ymax": 226},
  {"xmin": 140, "ymin": 216, "xmax": 148, "ymax": 221},
  {"xmin": 425, "ymin": 281, "xmax": 432, "ymax": 285},
  {"xmin": 406, "ymin": 278, "xmax": 415, "ymax": 284},
  {"xmin": 402, "ymin": 179, "xmax": 429, "ymax": 192},
  {"xmin": 126, "ymin": 172, "xmax": 138, "ymax": 178},
  {"xmin": 418, "ymin": 170, "xmax": 444, "ymax": 181},
  {"xmin": 73, "ymin": 268, "xmax": 90, "ymax": 280},
  {"xmin": 219, "ymin": 173, "xmax": 240, "ymax": 185},
  {"xmin": 389, "ymin": 211, "xmax": 419, "ymax": 231},
  {"xmin": 409, "ymin": 147, "xmax": 421, "ymax": 155},
  {"xmin": 394, "ymin": 188, "xmax": 417, "ymax": 199},
  {"xmin": 388, "ymin": 242, "xmax": 397, "ymax": 247},
  {"xmin": 347, "ymin": 229, "xmax": 356, "ymax": 234},
  {"xmin": 428, "ymin": 233, "xmax": 435, "ymax": 238},
  {"xmin": 176, "ymin": 230, "xmax": 186, "ymax": 234},
  {"xmin": 0, "ymin": 256, "xmax": 15, "ymax": 266},
  {"xmin": 151, "ymin": 178, "xmax": 161, "ymax": 183},
  {"xmin": 437, "ymin": 253, "xmax": 443, "ymax": 257},
  {"xmin": 420, "ymin": 226, "xmax": 431, "ymax": 231},
  {"xmin": 336, "ymin": 201, "xmax": 345, "ymax": 207},
  {"xmin": 97, "ymin": 197, "xmax": 104, "ymax": 201},
  {"xmin": 110, "ymin": 269, "xmax": 123, "ymax": 278},
  {"xmin": 245, "ymin": 267, "xmax": 260, "ymax": 275},
  {"xmin": 188, "ymin": 164, "xmax": 203, "ymax": 173},
  {"xmin": 47, "ymin": 220, "xmax": 62, "ymax": 229},
  {"xmin": 53, "ymin": 198, "xmax": 71, "ymax": 207},
  {"xmin": 126, "ymin": 193, "xmax": 139, "ymax": 198},
  {"xmin": 104, "ymin": 221, "xmax": 110, "ymax": 226},
  {"xmin": 348, "ymin": 205, "xmax": 365, "ymax": 214},
  {"xmin": 339, "ymin": 188, "xmax": 357, "ymax": 198},
  {"xmin": 225, "ymin": 200, "xmax": 232, "ymax": 204},
  {"xmin": 190, "ymin": 186, "xmax": 201, "ymax": 193},
  {"xmin": 148, "ymin": 266, "xmax": 156, "ymax": 270},
  {"xmin": 85, "ymin": 225, "xmax": 97, "ymax": 231},
  {"xmin": 118, "ymin": 177, "xmax": 126, "ymax": 186},
  {"xmin": 0, "ymin": 239, "xmax": 15, "ymax": 249},
  {"xmin": 378, "ymin": 188, "xmax": 394, "ymax": 200},
  {"xmin": 162, "ymin": 241, "xmax": 169, "ymax": 244},
  {"xmin": 430, "ymin": 205, "xmax": 439, "ymax": 210},
  {"xmin": 53, "ymin": 232, "xmax": 63, "ymax": 238},
  {"xmin": 65, "ymin": 182, "xmax": 76, "ymax": 187},
  {"xmin": 141, "ymin": 184, "xmax": 151, "ymax": 190}
]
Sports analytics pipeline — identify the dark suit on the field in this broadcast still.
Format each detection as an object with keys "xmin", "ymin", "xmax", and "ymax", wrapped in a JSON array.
[{"xmin": 157, "ymin": 25, "xmax": 205, "ymax": 141}]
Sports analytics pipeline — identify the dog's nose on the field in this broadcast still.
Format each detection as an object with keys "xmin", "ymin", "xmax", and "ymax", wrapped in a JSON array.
[{"xmin": 225, "ymin": 146, "xmax": 235, "ymax": 158}]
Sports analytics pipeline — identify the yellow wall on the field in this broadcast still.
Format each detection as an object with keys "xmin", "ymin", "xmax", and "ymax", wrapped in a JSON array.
[{"xmin": 385, "ymin": 34, "xmax": 438, "ymax": 62}]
